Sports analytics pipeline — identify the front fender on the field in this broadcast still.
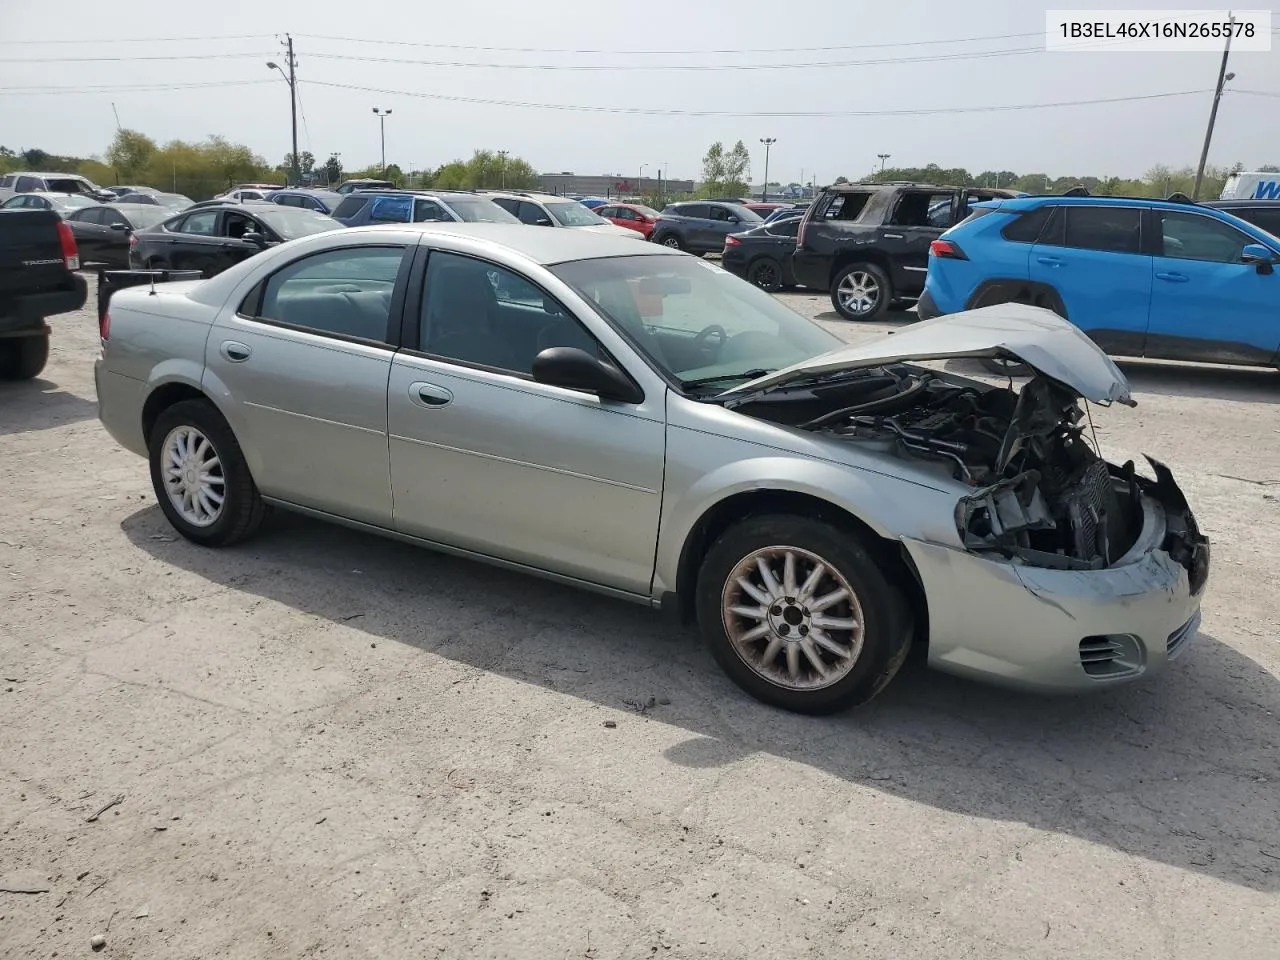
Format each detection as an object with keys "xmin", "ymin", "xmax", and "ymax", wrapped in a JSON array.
[{"xmin": 653, "ymin": 453, "xmax": 961, "ymax": 596}]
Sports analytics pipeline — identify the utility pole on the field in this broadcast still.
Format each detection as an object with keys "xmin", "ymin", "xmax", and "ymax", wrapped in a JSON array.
[
  {"xmin": 877, "ymin": 153, "xmax": 891, "ymax": 177},
  {"xmin": 266, "ymin": 36, "xmax": 299, "ymax": 186},
  {"xmin": 498, "ymin": 150, "xmax": 508, "ymax": 188},
  {"xmin": 759, "ymin": 138, "xmax": 776, "ymax": 202},
  {"xmin": 372, "ymin": 107, "xmax": 392, "ymax": 174},
  {"xmin": 1193, "ymin": 14, "xmax": 1235, "ymax": 201}
]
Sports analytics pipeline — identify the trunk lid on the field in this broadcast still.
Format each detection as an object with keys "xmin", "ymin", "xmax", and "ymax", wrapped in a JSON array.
[{"xmin": 724, "ymin": 303, "xmax": 1133, "ymax": 406}]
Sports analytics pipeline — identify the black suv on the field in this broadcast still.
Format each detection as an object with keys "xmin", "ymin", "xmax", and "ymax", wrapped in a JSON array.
[
  {"xmin": 1202, "ymin": 199, "xmax": 1280, "ymax": 237},
  {"xmin": 793, "ymin": 182, "xmax": 1017, "ymax": 320},
  {"xmin": 650, "ymin": 201, "xmax": 763, "ymax": 255}
]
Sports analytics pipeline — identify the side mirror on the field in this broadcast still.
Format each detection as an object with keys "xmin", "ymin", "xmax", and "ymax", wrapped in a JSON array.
[
  {"xmin": 728, "ymin": 215, "xmax": 740, "ymax": 224},
  {"xmin": 534, "ymin": 217, "xmax": 554, "ymax": 227},
  {"xmin": 241, "ymin": 231, "xmax": 267, "ymax": 247},
  {"xmin": 531, "ymin": 347, "xmax": 643, "ymax": 404},
  {"xmin": 109, "ymin": 222, "xmax": 128, "ymax": 232},
  {"xmin": 1241, "ymin": 243, "xmax": 1276, "ymax": 274}
]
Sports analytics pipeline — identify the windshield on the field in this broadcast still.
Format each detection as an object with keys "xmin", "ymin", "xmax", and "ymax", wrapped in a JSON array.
[
  {"xmin": 447, "ymin": 197, "xmax": 520, "ymax": 223},
  {"xmin": 46, "ymin": 178, "xmax": 95, "ymax": 195},
  {"xmin": 551, "ymin": 255, "xmax": 841, "ymax": 390},
  {"xmin": 117, "ymin": 206, "xmax": 169, "ymax": 229},
  {"xmin": 547, "ymin": 202, "xmax": 608, "ymax": 227},
  {"xmin": 726, "ymin": 204, "xmax": 763, "ymax": 224},
  {"xmin": 154, "ymin": 194, "xmax": 193, "ymax": 209},
  {"xmin": 632, "ymin": 205, "xmax": 660, "ymax": 219},
  {"xmin": 254, "ymin": 207, "xmax": 340, "ymax": 239}
]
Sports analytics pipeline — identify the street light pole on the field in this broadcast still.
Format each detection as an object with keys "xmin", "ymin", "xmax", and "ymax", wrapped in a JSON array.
[
  {"xmin": 498, "ymin": 150, "xmax": 508, "ymax": 188},
  {"xmin": 1193, "ymin": 14, "xmax": 1236, "ymax": 201},
  {"xmin": 372, "ymin": 107, "xmax": 392, "ymax": 175},
  {"xmin": 877, "ymin": 153, "xmax": 891, "ymax": 177},
  {"xmin": 759, "ymin": 138, "xmax": 776, "ymax": 202},
  {"xmin": 639, "ymin": 163, "xmax": 647, "ymax": 200},
  {"xmin": 265, "ymin": 35, "xmax": 299, "ymax": 186}
]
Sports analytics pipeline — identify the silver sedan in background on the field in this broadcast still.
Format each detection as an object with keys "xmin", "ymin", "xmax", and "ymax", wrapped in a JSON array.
[{"xmin": 94, "ymin": 225, "xmax": 1209, "ymax": 713}]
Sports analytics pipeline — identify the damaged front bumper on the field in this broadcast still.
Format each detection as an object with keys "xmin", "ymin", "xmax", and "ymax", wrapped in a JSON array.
[{"xmin": 903, "ymin": 458, "xmax": 1209, "ymax": 693}]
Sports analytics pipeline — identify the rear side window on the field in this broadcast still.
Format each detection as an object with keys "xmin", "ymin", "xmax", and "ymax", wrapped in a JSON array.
[
  {"xmin": 332, "ymin": 195, "xmax": 370, "ymax": 219},
  {"xmin": 254, "ymin": 246, "xmax": 405, "ymax": 342},
  {"xmin": 491, "ymin": 197, "xmax": 520, "ymax": 215},
  {"xmin": 15, "ymin": 176, "xmax": 41, "ymax": 193},
  {"xmin": 676, "ymin": 204, "xmax": 709, "ymax": 219},
  {"xmin": 767, "ymin": 218, "xmax": 800, "ymax": 238},
  {"xmin": 177, "ymin": 210, "xmax": 219, "ymax": 235},
  {"xmin": 1001, "ymin": 206, "xmax": 1053, "ymax": 242},
  {"xmin": 820, "ymin": 192, "xmax": 872, "ymax": 221},
  {"xmin": 1061, "ymin": 207, "xmax": 1143, "ymax": 254},
  {"xmin": 0, "ymin": 175, "xmax": 13, "ymax": 188},
  {"xmin": 890, "ymin": 191, "xmax": 955, "ymax": 228},
  {"xmin": 369, "ymin": 196, "xmax": 413, "ymax": 223}
]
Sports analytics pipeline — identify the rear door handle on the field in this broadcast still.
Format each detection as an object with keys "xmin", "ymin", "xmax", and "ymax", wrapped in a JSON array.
[
  {"xmin": 1155, "ymin": 271, "xmax": 1189, "ymax": 282},
  {"xmin": 220, "ymin": 340, "xmax": 251, "ymax": 362},
  {"xmin": 410, "ymin": 381, "xmax": 453, "ymax": 408},
  {"xmin": 1036, "ymin": 256, "xmax": 1064, "ymax": 267}
]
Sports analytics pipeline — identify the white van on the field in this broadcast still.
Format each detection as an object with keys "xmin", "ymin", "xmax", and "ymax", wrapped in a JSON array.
[{"xmin": 1219, "ymin": 171, "xmax": 1280, "ymax": 201}]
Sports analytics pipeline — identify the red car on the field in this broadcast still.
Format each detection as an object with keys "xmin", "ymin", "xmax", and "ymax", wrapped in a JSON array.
[{"xmin": 595, "ymin": 202, "xmax": 661, "ymax": 239}]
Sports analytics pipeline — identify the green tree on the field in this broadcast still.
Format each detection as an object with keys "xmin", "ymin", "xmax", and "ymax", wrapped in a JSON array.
[
  {"xmin": 106, "ymin": 129, "xmax": 157, "ymax": 182},
  {"xmin": 431, "ymin": 149, "xmax": 540, "ymax": 190}
]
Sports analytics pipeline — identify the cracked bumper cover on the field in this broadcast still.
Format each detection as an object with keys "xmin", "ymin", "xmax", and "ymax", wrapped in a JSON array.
[{"xmin": 902, "ymin": 463, "xmax": 1209, "ymax": 693}]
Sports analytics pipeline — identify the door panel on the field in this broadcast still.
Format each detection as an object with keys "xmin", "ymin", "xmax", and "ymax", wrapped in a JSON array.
[
  {"xmin": 1029, "ymin": 205, "xmax": 1152, "ymax": 354},
  {"xmin": 387, "ymin": 357, "xmax": 665, "ymax": 594}
]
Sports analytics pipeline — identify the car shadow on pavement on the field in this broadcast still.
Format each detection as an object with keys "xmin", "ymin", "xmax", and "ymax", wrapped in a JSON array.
[
  {"xmin": 942, "ymin": 357, "xmax": 1280, "ymax": 405},
  {"xmin": 121, "ymin": 507, "xmax": 1280, "ymax": 893},
  {"xmin": 0, "ymin": 377, "xmax": 98, "ymax": 436}
]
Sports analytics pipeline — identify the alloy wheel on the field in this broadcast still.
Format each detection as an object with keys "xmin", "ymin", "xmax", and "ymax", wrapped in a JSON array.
[
  {"xmin": 836, "ymin": 270, "xmax": 880, "ymax": 316},
  {"xmin": 161, "ymin": 425, "xmax": 225, "ymax": 527}
]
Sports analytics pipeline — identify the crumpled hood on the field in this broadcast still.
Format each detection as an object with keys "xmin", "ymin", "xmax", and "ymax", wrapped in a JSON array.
[{"xmin": 726, "ymin": 303, "xmax": 1134, "ymax": 405}]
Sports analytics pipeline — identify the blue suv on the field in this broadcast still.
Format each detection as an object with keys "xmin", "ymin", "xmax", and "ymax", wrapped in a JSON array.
[{"xmin": 919, "ymin": 195, "xmax": 1280, "ymax": 368}]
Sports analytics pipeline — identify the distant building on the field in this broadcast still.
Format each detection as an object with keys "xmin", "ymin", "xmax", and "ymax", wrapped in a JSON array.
[{"xmin": 538, "ymin": 171, "xmax": 696, "ymax": 199}]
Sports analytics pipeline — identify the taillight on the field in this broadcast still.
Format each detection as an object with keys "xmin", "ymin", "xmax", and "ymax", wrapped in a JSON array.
[
  {"xmin": 56, "ymin": 221, "xmax": 80, "ymax": 270},
  {"xmin": 929, "ymin": 239, "xmax": 968, "ymax": 260},
  {"xmin": 129, "ymin": 235, "xmax": 138, "ymax": 251},
  {"xmin": 100, "ymin": 310, "xmax": 110, "ymax": 341},
  {"xmin": 724, "ymin": 235, "xmax": 741, "ymax": 247}
]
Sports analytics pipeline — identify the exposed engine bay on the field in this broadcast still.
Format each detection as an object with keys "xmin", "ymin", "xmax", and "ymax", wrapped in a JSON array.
[{"xmin": 734, "ymin": 364, "xmax": 1150, "ymax": 570}]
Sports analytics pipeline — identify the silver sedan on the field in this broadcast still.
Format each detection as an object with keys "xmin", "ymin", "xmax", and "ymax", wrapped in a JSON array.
[{"xmin": 95, "ymin": 224, "xmax": 1209, "ymax": 713}]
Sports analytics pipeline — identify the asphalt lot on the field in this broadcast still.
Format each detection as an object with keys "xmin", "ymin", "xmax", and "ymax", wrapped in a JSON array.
[{"xmin": 1, "ymin": 281, "xmax": 1278, "ymax": 959}]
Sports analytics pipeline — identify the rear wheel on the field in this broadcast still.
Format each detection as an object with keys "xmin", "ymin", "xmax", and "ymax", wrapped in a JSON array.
[
  {"xmin": 831, "ymin": 262, "xmax": 891, "ymax": 321},
  {"xmin": 747, "ymin": 257, "xmax": 784, "ymax": 293},
  {"xmin": 148, "ymin": 399, "xmax": 265, "ymax": 547},
  {"xmin": 696, "ymin": 514, "xmax": 911, "ymax": 714},
  {"xmin": 0, "ymin": 333, "xmax": 49, "ymax": 381},
  {"xmin": 973, "ymin": 287, "xmax": 1066, "ymax": 376}
]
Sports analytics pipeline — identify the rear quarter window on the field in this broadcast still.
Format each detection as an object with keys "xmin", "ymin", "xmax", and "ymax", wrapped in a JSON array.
[{"xmin": 1000, "ymin": 206, "xmax": 1054, "ymax": 243}]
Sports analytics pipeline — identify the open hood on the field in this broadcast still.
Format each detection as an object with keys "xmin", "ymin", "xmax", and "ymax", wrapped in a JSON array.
[{"xmin": 725, "ymin": 303, "xmax": 1133, "ymax": 406}]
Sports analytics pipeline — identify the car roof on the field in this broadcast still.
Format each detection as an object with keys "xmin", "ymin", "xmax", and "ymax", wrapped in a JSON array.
[
  {"xmin": 7, "ymin": 172, "xmax": 92, "ymax": 179},
  {"xmin": 994, "ymin": 194, "xmax": 1235, "ymax": 214},
  {"xmin": 357, "ymin": 222, "xmax": 679, "ymax": 264},
  {"xmin": 480, "ymin": 191, "xmax": 570, "ymax": 203}
]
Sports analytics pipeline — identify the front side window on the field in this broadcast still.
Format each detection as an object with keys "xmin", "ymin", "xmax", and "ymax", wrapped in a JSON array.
[
  {"xmin": 1160, "ymin": 212, "xmax": 1255, "ymax": 263},
  {"xmin": 413, "ymin": 199, "xmax": 449, "ymax": 222},
  {"xmin": 177, "ymin": 210, "xmax": 219, "ymax": 235},
  {"xmin": 1061, "ymin": 206, "xmax": 1142, "ymax": 254},
  {"xmin": 552, "ymin": 256, "xmax": 841, "ymax": 390},
  {"xmin": 517, "ymin": 201, "xmax": 552, "ymax": 225},
  {"xmin": 419, "ymin": 251, "xmax": 600, "ymax": 375},
  {"xmin": 253, "ymin": 246, "xmax": 405, "ymax": 342}
]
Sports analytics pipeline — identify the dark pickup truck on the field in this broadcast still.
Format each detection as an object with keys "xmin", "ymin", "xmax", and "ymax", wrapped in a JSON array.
[
  {"xmin": 793, "ymin": 181, "xmax": 1019, "ymax": 320},
  {"xmin": 0, "ymin": 208, "xmax": 87, "ymax": 380}
]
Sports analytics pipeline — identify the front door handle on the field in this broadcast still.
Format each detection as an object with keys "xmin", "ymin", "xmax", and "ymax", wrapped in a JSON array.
[
  {"xmin": 883, "ymin": 233, "xmax": 904, "ymax": 239},
  {"xmin": 1036, "ymin": 256, "xmax": 1064, "ymax": 267},
  {"xmin": 409, "ymin": 381, "xmax": 453, "ymax": 408},
  {"xmin": 1155, "ymin": 271, "xmax": 1189, "ymax": 282},
  {"xmin": 220, "ymin": 340, "xmax": 252, "ymax": 362}
]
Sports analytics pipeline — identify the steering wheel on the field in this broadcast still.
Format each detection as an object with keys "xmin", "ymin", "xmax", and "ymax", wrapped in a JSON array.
[{"xmin": 693, "ymin": 324, "xmax": 728, "ymax": 359}]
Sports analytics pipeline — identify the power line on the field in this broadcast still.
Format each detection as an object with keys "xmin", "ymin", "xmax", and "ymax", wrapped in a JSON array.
[
  {"xmin": 0, "ymin": 32, "xmax": 275, "ymax": 45},
  {"xmin": 0, "ymin": 79, "xmax": 276, "ymax": 95},
  {"xmin": 301, "ymin": 80, "xmax": 1211, "ymax": 118},
  {"xmin": 293, "ymin": 29, "xmax": 1045, "ymax": 55},
  {"xmin": 1, "ymin": 50, "xmax": 275, "ymax": 63}
]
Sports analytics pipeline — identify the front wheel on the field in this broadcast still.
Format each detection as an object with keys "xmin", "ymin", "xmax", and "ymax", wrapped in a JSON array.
[
  {"xmin": 830, "ymin": 262, "xmax": 891, "ymax": 321},
  {"xmin": 696, "ymin": 514, "xmax": 911, "ymax": 714},
  {"xmin": 656, "ymin": 233, "xmax": 684, "ymax": 251},
  {"xmin": 148, "ymin": 399, "xmax": 265, "ymax": 546},
  {"xmin": 0, "ymin": 333, "xmax": 49, "ymax": 381}
]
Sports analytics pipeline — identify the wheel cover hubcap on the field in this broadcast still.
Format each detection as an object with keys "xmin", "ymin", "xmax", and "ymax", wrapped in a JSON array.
[
  {"xmin": 721, "ymin": 545, "xmax": 866, "ymax": 691},
  {"xmin": 837, "ymin": 271, "xmax": 880, "ymax": 314},
  {"xmin": 162, "ymin": 425, "xmax": 225, "ymax": 527},
  {"xmin": 663, "ymin": 237, "xmax": 680, "ymax": 247}
]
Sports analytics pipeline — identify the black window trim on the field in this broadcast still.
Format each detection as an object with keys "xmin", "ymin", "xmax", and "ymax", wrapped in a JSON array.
[
  {"xmin": 397, "ymin": 247, "xmax": 644, "ymax": 402},
  {"xmin": 1041, "ymin": 203, "xmax": 1144, "ymax": 255},
  {"xmin": 234, "ymin": 242, "xmax": 414, "ymax": 349}
]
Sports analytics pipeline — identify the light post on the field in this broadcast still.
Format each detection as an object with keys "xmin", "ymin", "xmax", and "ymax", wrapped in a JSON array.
[
  {"xmin": 497, "ymin": 150, "xmax": 508, "ymax": 188},
  {"xmin": 877, "ymin": 153, "xmax": 891, "ymax": 178},
  {"xmin": 638, "ymin": 163, "xmax": 647, "ymax": 200},
  {"xmin": 266, "ymin": 40, "xmax": 298, "ymax": 186},
  {"xmin": 759, "ymin": 138, "xmax": 776, "ymax": 202},
  {"xmin": 372, "ymin": 107, "xmax": 392, "ymax": 174}
]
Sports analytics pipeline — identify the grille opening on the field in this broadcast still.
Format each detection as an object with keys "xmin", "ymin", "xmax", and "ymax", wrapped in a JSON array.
[{"xmin": 1079, "ymin": 634, "xmax": 1144, "ymax": 679}]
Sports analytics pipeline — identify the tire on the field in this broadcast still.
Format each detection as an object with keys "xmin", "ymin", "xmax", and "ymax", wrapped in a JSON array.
[
  {"xmin": 747, "ymin": 257, "xmax": 784, "ymax": 293},
  {"xmin": 695, "ymin": 513, "xmax": 911, "ymax": 714},
  {"xmin": 0, "ymin": 334, "xmax": 49, "ymax": 381},
  {"xmin": 830, "ymin": 262, "xmax": 891, "ymax": 321},
  {"xmin": 148, "ymin": 399, "xmax": 265, "ymax": 547},
  {"xmin": 655, "ymin": 233, "xmax": 684, "ymax": 251},
  {"xmin": 973, "ymin": 287, "xmax": 1065, "ymax": 377}
]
